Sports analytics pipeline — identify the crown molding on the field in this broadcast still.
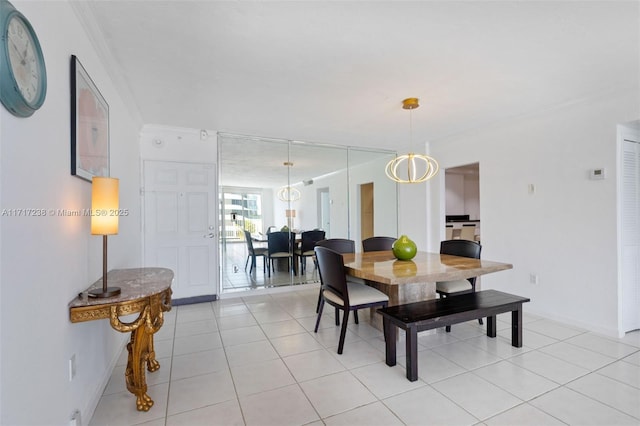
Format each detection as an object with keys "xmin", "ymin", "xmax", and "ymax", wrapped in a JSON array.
[{"xmin": 69, "ymin": 1, "xmax": 143, "ymax": 129}]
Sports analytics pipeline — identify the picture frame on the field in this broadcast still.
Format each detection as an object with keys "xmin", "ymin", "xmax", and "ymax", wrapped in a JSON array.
[{"xmin": 70, "ymin": 55, "xmax": 109, "ymax": 181}]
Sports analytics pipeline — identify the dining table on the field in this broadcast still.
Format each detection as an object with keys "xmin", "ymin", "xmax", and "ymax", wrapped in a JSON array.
[{"xmin": 341, "ymin": 250, "xmax": 513, "ymax": 327}]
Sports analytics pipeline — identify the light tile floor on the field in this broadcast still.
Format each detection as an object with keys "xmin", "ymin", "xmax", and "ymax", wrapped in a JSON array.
[
  {"xmin": 222, "ymin": 241, "xmax": 321, "ymax": 292},
  {"xmin": 90, "ymin": 287, "xmax": 640, "ymax": 426}
]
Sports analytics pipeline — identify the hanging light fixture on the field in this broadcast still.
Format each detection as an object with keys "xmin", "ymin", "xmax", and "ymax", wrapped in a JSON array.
[
  {"xmin": 385, "ymin": 98, "xmax": 439, "ymax": 183},
  {"xmin": 277, "ymin": 161, "xmax": 301, "ymax": 202},
  {"xmin": 277, "ymin": 186, "xmax": 301, "ymax": 202}
]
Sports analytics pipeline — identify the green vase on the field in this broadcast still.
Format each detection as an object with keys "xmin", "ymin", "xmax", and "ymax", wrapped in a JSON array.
[{"xmin": 392, "ymin": 235, "xmax": 417, "ymax": 260}]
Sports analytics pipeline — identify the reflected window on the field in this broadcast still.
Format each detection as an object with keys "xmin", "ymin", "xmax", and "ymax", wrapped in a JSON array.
[{"xmin": 220, "ymin": 191, "xmax": 263, "ymax": 241}]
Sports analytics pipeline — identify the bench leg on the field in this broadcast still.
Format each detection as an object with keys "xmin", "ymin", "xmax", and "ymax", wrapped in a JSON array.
[
  {"xmin": 512, "ymin": 305, "xmax": 523, "ymax": 347},
  {"xmin": 383, "ymin": 318, "xmax": 397, "ymax": 367},
  {"xmin": 486, "ymin": 315, "xmax": 497, "ymax": 338},
  {"xmin": 405, "ymin": 327, "xmax": 418, "ymax": 382}
]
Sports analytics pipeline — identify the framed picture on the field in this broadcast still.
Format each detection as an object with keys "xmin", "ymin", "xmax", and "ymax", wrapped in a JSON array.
[{"xmin": 70, "ymin": 55, "xmax": 109, "ymax": 181}]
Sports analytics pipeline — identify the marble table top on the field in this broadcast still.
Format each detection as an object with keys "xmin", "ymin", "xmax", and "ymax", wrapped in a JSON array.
[
  {"xmin": 342, "ymin": 251, "xmax": 512, "ymax": 285},
  {"xmin": 68, "ymin": 267, "xmax": 174, "ymax": 309}
]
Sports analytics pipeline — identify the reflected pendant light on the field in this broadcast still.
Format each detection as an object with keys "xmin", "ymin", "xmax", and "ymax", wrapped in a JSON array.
[
  {"xmin": 277, "ymin": 161, "xmax": 301, "ymax": 202},
  {"xmin": 277, "ymin": 186, "xmax": 301, "ymax": 202},
  {"xmin": 385, "ymin": 98, "xmax": 439, "ymax": 183}
]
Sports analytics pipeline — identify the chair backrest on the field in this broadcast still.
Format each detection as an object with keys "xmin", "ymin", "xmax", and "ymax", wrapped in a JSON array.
[
  {"xmin": 362, "ymin": 236, "xmax": 396, "ymax": 252},
  {"xmin": 314, "ymin": 246, "xmax": 349, "ymax": 305},
  {"xmin": 244, "ymin": 230, "xmax": 256, "ymax": 254},
  {"xmin": 300, "ymin": 230, "xmax": 326, "ymax": 252},
  {"xmin": 315, "ymin": 238, "xmax": 355, "ymax": 254},
  {"xmin": 445, "ymin": 225, "xmax": 453, "ymax": 240},
  {"xmin": 440, "ymin": 239, "xmax": 482, "ymax": 284},
  {"xmin": 267, "ymin": 231, "xmax": 294, "ymax": 255},
  {"xmin": 459, "ymin": 224, "xmax": 476, "ymax": 241}
]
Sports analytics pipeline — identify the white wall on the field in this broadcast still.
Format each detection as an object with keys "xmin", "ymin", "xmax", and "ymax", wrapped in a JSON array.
[
  {"xmin": 445, "ymin": 173, "xmax": 465, "ymax": 215},
  {"xmin": 349, "ymin": 155, "xmax": 399, "ymax": 245},
  {"xmin": 0, "ymin": 1, "xmax": 142, "ymax": 424},
  {"xmin": 280, "ymin": 154, "xmax": 398, "ymax": 244},
  {"xmin": 464, "ymin": 175, "xmax": 480, "ymax": 220},
  {"xmin": 302, "ymin": 171, "xmax": 350, "ymax": 238},
  {"xmin": 427, "ymin": 90, "xmax": 640, "ymax": 336}
]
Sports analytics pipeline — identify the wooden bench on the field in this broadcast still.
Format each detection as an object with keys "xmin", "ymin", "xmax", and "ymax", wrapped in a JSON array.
[{"xmin": 377, "ymin": 289, "xmax": 530, "ymax": 381}]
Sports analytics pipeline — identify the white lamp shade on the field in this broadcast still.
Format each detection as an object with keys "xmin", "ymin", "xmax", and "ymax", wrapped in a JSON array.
[{"xmin": 91, "ymin": 177, "xmax": 119, "ymax": 235}]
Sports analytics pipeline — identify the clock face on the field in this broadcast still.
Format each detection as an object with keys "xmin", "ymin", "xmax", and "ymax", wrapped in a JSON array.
[{"xmin": 6, "ymin": 15, "xmax": 42, "ymax": 105}]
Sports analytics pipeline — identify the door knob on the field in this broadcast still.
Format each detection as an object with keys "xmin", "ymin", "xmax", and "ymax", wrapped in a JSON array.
[{"xmin": 203, "ymin": 233, "xmax": 215, "ymax": 238}]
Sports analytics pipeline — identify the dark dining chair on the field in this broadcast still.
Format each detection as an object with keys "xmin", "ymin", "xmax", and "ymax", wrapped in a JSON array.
[
  {"xmin": 437, "ymin": 239, "xmax": 483, "ymax": 331},
  {"xmin": 243, "ymin": 230, "xmax": 267, "ymax": 274},
  {"xmin": 315, "ymin": 238, "xmax": 355, "ymax": 254},
  {"xmin": 294, "ymin": 229, "xmax": 325, "ymax": 274},
  {"xmin": 362, "ymin": 236, "xmax": 396, "ymax": 252},
  {"xmin": 267, "ymin": 231, "xmax": 296, "ymax": 277},
  {"xmin": 314, "ymin": 238, "xmax": 356, "ymax": 315},
  {"xmin": 314, "ymin": 246, "xmax": 389, "ymax": 354}
]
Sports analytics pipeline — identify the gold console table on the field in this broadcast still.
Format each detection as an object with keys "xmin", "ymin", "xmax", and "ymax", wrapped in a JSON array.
[{"xmin": 68, "ymin": 267, "xmax": 174, "ymax": 411}]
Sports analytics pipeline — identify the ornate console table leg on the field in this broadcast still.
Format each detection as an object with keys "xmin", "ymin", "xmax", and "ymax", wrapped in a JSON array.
[
  {"xmin": 146, "ymin": 335, "xmax": 160, "ymax": 373},
  {"xmin": 145, "ymin": 291, "xmax": 169, "ymax": 373},
  {"xmin": 68, "ymin": 268, "xmax": 175, "ymax": 413},
  {"xmin": 111, "ymin": 305, "xmax": 156, "ymax": 411}
]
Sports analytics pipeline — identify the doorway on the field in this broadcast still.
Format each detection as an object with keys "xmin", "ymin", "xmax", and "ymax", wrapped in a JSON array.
[
  {"xmin": 360, "ymin": 182, "xmax": 374, "ymax": 241},
  {"xmin": 444, "ymin": 163, "xmax": 480, "ymax": 242},
  {"xmin": 620, "ymin": 123, "xmax": 640, "ymax": 333},
  {"xmin": 143, "ymin": 160, "xmax": 218, "ymax": 300},
  {"xmin": 317, "ymin": 187, "xmax": 330, "ymax": 237}
]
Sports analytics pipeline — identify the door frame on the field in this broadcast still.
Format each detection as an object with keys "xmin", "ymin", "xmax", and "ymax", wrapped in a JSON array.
[
  {"xmin": 617, "ymin": 121, "xmax": 640, "ymax": 335},
  {"xmin": 141, "ymin": 159, "xmax": 219, "ymax": 301},
  {"xmin": 317, "ymin": 187, "xmax": 330, "ymax": 237}
]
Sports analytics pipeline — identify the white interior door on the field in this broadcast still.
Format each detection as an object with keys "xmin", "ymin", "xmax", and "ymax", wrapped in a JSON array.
[
  {"xmin": 622, "ymin": 138, "xmax": 640, "ymax": 332},
  {"xmin": 143, "ymin": 160, "xmax": 217, "ymax": 299}
]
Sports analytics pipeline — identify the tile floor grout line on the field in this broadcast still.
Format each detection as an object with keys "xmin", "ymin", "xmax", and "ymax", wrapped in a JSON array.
[
  {"xmin": 161, "ymin": 303, "xmax": 178, "ymax": 426},
  {"xmin": 220, "ymin": 297, "xmax": 251, "ymax": 426}
]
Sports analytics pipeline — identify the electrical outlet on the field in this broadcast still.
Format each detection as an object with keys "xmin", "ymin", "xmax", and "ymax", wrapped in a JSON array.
[
  {"xmin": 69, "ymin": 354, "xmax": 76, "ymax": 381},
  {"xmin": 529, "ymin": 274, "xmax": 539, "ymax": 285}
]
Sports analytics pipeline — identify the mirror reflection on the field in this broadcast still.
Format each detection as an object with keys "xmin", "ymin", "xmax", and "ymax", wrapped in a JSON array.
[{"xmin": 218, "ymin": 133, "xmax": 398, "ymax": 293}]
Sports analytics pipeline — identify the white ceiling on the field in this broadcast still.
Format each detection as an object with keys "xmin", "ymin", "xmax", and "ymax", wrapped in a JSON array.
[
  {"xmin": 80, "ymin": 1, "xmax": 638, "ymax": 153},
  {"xmin": 217, "ymin": 133, "xmax": 395, "ymax": 187}
]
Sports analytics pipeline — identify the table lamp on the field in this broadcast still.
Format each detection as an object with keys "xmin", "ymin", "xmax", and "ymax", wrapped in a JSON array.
[{"xmin": 89, "ymin": 176, "xmax": 121, "ymax": 298}]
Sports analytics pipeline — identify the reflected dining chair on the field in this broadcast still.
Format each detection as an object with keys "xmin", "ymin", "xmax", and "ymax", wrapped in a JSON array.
[
  {"xmin": 294, "ymin": 229, "xmax": 326, "ymax": 274},
  {"xmin": 314, "ymin": 246, "xmax": 389, "ymax": 354},
  {"xmin": 362, "ymin": 236, "xmax": 396, "ymax": 252},
  {"xmin": 243, "ymin": 230, "xmax": 267, "ymax": 274},
  {"xmin": 437, "ymin": 239, "xmax": 483, "ymax": 332},
  {"xmin": 267, "ymin": 231, "xmax": 296, "ymax": 277}
]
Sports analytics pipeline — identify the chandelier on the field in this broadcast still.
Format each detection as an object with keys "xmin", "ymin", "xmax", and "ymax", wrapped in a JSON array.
[
  {"xmin": 385, "ymin": 98, "xmax": 439, "ymax": 183},
  {"xmin": 277, "ymin": 186, "xmax": 301, "ymax": 202},
  {"xmin": 277, "ymin": 161, "xmax": 301, "ymax": 202}
]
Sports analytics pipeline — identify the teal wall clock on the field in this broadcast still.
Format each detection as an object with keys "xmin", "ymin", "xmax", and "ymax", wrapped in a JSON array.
[{"xmin": 0, "ymin": 0, "xmax": 47, "ymax": 117}]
